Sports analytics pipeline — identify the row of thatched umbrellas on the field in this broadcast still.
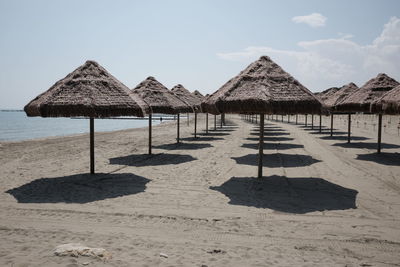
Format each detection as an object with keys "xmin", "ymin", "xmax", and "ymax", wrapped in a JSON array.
[
  {"xmin": 313, "ymin": 73, "xmax": 399, "ymax": 153},
  {"xmin": 24, "ymin": 56, "xmax": 399, "ymax": 178},
  {"xmin": 24, "ymin": 61, "xmax": 204, "ymax": 174}
]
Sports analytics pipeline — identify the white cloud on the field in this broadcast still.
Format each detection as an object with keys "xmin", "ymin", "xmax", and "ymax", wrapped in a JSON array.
[
  {"xmin": 217, "ymin": 17, "xmax": 400, "ymax": 92},
  {"xmin": 292, "ymin": 13, "xmax": 327, "ymax": 28},
  {"xmin": 337, "ymin": 32, "xmax": 354, "ymax": 39}
]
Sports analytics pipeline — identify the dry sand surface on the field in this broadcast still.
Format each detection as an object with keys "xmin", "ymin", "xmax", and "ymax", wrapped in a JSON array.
[{"xmin": 1, "ymin": 114, "xmax": 400, "ymax": 266}]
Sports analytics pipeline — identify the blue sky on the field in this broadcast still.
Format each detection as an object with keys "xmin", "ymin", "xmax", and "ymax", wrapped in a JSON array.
[{"xmin": 1, "ymin": 0, "xmax": 399, "ymax": 109}]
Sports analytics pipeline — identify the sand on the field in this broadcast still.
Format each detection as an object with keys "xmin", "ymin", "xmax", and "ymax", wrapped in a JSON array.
[{"xmin": 0, "ymin": 114, "xmax": 399, "ymax": 266}]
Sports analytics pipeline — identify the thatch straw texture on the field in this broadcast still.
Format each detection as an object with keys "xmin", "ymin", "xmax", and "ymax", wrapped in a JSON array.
[
  {"xmin": 24, "ymin": 61, "xmax": 149, "ymax": 118},
  {"xmin": 314, "ymin": 87, "xmax": 340, "ymax": 104},
  {"xmin": 371, "ymin": 85, "xmax": 400, "ymax": 114},
  {"xmin": 193, "ymin": 90, "xmax": 204, "ymax": 99},
  {"xmin": 323, "ymin": 83, "xmax": 358, "ymax": 109},
  {"xmin": 201, "ymin": 56, "xmax": 322, "ymax": 115},
  {"xmin": 335, "ymin": 74, "xmax": 399, "ymax": 112},
  {"xmin": 131, "ymin": 77, "xmax": 193, "ymax": 114},
  {"xmin": 171, "ymin": 84, "xmax": 202, "ymax": 112}
]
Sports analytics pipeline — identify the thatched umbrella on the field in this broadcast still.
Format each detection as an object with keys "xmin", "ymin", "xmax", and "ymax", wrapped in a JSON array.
[
  {"xmin": 193, "ymin": 90, "xmax": 204, "ymax": 99},
  {"xmin": 336, "ymin": 73, "xmax": 399, "ymax": 151},
  {"xmin": 371, "ymin": 85, "xmax": 400, "ymax": 153},
  {"xmin": 202, "ymin": 56, "xmax": 322, "ymax": 178},
  {"xmin": 336, "ymin": 74, "xmax": 399, "ymax": 112},
  {"xmin": 315, "ymin": 87, "xmax": 340, "ymax": 104},
  {"xmin": 171, "ymin": 84, "xmax": 202, "ymax": 138},
  {"xmin": 320, "ymin": 83, "xmax": 359, "ymax": 139},
  {"xmin": 24, "ymin": 60, "xmax": 149, "ymax": 174},
  {"xmin": 371, "ymin": 85, "xmax": 400, "ymax": 115},
  {"xmin": 192, "ymin": 91, "xmax": 208, "ymax": 134},
  {"xmin": 131, "ymin": 77, "xmax": 193, "ymax": 154}
]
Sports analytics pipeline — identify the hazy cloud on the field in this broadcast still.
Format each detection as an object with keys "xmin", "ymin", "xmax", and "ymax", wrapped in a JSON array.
[
  {"xmin": 217, "ymin": 17, "xmax": 400, "ymax": 92},
  {"xmin": 292, "ymin": 13, "xmax": 327, "ymax": 28}
]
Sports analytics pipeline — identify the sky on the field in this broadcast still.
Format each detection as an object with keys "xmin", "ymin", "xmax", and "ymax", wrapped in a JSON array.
[{"xmin": 0, "ymin": 0, "xmax": 399, "ymax": 109}]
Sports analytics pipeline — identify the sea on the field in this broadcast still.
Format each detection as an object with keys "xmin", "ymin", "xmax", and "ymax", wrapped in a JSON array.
[{"xmin": 0, "ymin": 110, "xmax": 169, "ymax": 142}]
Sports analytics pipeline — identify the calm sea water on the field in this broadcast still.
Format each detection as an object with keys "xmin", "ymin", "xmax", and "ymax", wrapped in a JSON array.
[{"xmin": 0, "ymin": 111, "xmax": 165, "ymax": 142}]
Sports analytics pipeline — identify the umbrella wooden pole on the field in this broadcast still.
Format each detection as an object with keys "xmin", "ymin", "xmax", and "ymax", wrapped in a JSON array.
[
  {"xmin": 311, "ymin": 114, "xmax": 314, "ymax": 130},
  {"xmin": 194, "ymin": 111, "xmax": 198, "ymax": 138},
  {"xmin": 206, "ymin": 113, "xmax": 209, "ymax": 134},
  {"xmin": 148, "ymin": 114, "xmax": 152, "ymax": 155},
  {"xmin": 330, "ymin": 114, "xmax": 334, "ymax": 136},
  {"xmin": 187, "ymin": 113, "xmax": 189, "ymax": 126},
  {"xmin": 319, "ymin": 113, "xmax": 322, "ymax": 133},
  {"xmin": 177, "ymin": 114, "xmax": 180, "ymax": 143},
  {"xmin": 305, "ymin": 114, "xmax": 308, "ymax": 127},
  {"xmin": 296, "ymin": 114, "xmax": 298, "ymax": 125},
  {"xmin": 214, "ymin": 115, "xmax": 217, "ymax": 130},
  {"xmin": 90, "ymin": 118, "xmax": 95, "ymax": 174},
  {"xmin": 378, "ymin": 114, "xmax": 382, "ymax": 153},
  {"xmin": 281, "ymin": 115, "xmax": 283, "ymax": 122},
  {"xmin": 220, "ymin": 114, "xmax": 223, "ymax": 128},
  {"xmin": 258, "ymin": 113, "xmax": 265, "ymax": 178},
  {"xmin": 255, "ymin": 114, "xmax": 258, "ymax": 124},
  {"xmin": 347, "ymin": 113, "xmax": 351, "ymax": 143},
  {"xmin": 288, "ymin": 115, "xmax": 290, "ymax": 123}
]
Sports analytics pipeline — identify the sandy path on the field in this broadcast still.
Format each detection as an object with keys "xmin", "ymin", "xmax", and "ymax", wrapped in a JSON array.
[{"xmin": 0, "ymin": 114, "xmax": 399, "ymax": 266}]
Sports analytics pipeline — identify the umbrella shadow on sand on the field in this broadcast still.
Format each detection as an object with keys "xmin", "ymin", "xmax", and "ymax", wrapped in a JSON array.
[
  {"xmin": 154, "ymin": 142, "xmax": 213, "ymax": 150},
  {"xmin": 356, "ymin": 152, "xmax": 400, "ymax": 166},
  {"xmin": 245, "ymin": 137, "xmax": 295, "ymax": 142},
  {"xmin": 249, "ymin": 131, "xmax": 290, "ymax": 136},
  {"xmin": 332, "ymin": 142, "xmax": 400, "ymax": 150},
  {"xmin": 199, "ymin": 132, "xmax": 230, "ymax": 136},
  {"xmin": 109, "ymin": 153, "xmax": 197, "ymax": 167},
  {"xmin": 241, "ymin": 143, "xmax": 304, "ymax": 150},
  {"xmin": 181, "ymin": 136, "xmax": 224, "ymax": 142},
  {"xmin": 210, "ymin": 175, "xmax": 358, "ymax": 213},
  {"xmin": 232, "ymin": 153, "xmax": 320, "ymax": 168},
  {"xmin": 319, "ymin": 135, "xmax": 370, "ymax": 141},
  {"xmin": 6, "ymin": 173, "xmax": 149, "ymax": 204}
]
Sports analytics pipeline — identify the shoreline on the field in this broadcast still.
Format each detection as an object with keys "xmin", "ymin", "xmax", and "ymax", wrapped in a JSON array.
[{"xmin": 0, "ymin": 117, "xmax": 176, "ymax": 144}]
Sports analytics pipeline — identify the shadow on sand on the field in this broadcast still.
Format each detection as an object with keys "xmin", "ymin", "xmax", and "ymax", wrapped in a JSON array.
[
  {"xmin": 199, "ymin": 132, "xmax": 230, "ymax": 136},
  {"xmin": 181, "ymin": 136, "xmax": 224, "ymax": 142},
  {"xmin": 356, "ymin": 152, "xmax": 400, "ymax": 166},
  {"xmin": 332, "ymin": 142, "xmax": 400, "ymax": 150},
  {"xmin": 232, "ymin": 153, "xmax": 320, "ymax": 168},
  {"xmin": 6, "ymin": 173, "xmax": 149, "ymax": 203},
  {"xmin": 251, "ymin": 128, "xmax": 284, "ymax": 132},
  {"xmin": 245, "ymin": 137, "xmax": 295, "ymax": 142},
  {"xmin": 154, "ymin": 142, "xmax": 212, "ymax": 150},
  {"xmin": 249, "ymin": 131, "xmax": 290, "ymax": 136},
  {"xmin": 319, "ymin": 135, "xmax": 370, "ymax": 141},
  {"xmin": 110, "ymin": 153, "xmax": 197, "ymax": 167},
  {"xmin": 241, "ymin": 143, "xmax": 304, "ymax": 150},
  {"xmin": 210, "ymin": 175, "xmax": 358, "ymax": 213}
]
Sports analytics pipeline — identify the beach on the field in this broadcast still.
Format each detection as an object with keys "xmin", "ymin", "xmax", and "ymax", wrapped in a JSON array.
[{"xmin": 1, "ymin": 114, "xmax": 400, "ymax": 266}]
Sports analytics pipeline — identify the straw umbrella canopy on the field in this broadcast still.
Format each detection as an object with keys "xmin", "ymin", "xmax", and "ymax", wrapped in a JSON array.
[
  {"xmin": 202, "ymin": 55, "xmax": 322, "ymax": 178},
  {"xmin": 171, "ymin": 84, "xmax": 202, "ymax": 111},
  {"xmin": 131, "ymin": 77, "xmax": 193, "ymax": 154},
  {"xmin": 320, "ymin": 82, "xmax": 359, "ymax": 139},
  {"xmin": 335, "ymin": 73, "xmax": 399, "ymax": 113},
  {"xmin": 336, "ymin": 73, "xmax": 399, "ymax": 153},
  {"xmin": 315, "ymin": 87, "xmax": 340, "ymax": 105},
  {"xmin": 171, "ymin": 84, "xmax": 202, "ymax": 138},
  {"xmin": 193, "ymin": 90, "xmax": 204, "ymax": 100},
  {"xmin": 371, "ymin": 85, "xmax": 400, "ymax": 115},
  {"xmin": 370, "ymin": 85, "xmax": 400, "ymax": 153},
  {"xmin": 324, "ymin": 83, "xmax": 358, "ymax": 109},
  {"xmin": 24, "ymin": 60, "xmax": 149, "ymax": 174}
]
